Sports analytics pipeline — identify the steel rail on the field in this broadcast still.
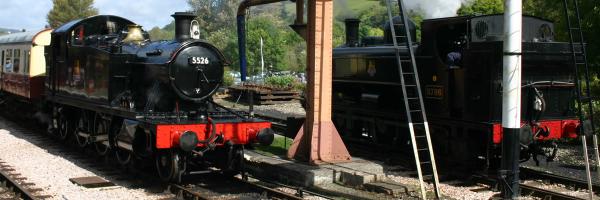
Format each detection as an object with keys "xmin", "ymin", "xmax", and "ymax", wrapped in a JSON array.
[
  {"xmin": 169, "ymin": 177, "xmax": 304, "ymax": 200},
  {"xmin": 251, "ymin": 178, "xmax": 335, "ymax": 200},
  {"xmin": 234, "ymin": 177, "xmax": 304, "ymax": 200},
  {"xmin": 0, "ymin": 169, "xmax": 39, "ymax": 200},
  {"xmin": 520, "ymin": 183, "xmax": 585, "ymax": 200},
  {"xmin": 169, "ymin": 183, "xmax": 210, "ymax": 200},
  {"xmin": 520, "ymin": 167, "xmax": 600, "ymax": 193}
]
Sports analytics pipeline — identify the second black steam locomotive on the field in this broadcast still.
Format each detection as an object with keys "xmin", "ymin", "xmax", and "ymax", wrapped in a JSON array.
[{"xmin": 332, "ymin": 14, "xmax": 580, "ymax": 170}]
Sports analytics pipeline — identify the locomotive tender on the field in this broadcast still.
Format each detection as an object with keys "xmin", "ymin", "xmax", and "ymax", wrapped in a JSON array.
[
  {"xmin": 332, "ymin": 14, "xmax": 580, "ymax": 170},
  {"xmin": 1, "ymin": 12, "xmax": 274, "ymax": 182}
]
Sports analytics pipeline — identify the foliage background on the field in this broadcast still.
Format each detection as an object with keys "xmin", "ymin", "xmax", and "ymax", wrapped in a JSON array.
[
  {"xmin": 47, "ymin": 0, "xmax": 98, "ymax": 28},
  {"xmin": 44, "ymin": 0, "xmax": 600, "ymax": 103}
]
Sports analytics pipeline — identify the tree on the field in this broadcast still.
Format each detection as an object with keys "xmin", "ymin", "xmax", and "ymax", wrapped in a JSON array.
[
  {"xmin": 47, "ymin": 0, "xmax": 98, "ymax": 28},
  {"xmin": 187, "ymin": 0, "xmax": 239, "ymax": 34},
  {"xmin": 187, "ymin": 0, "xmax": 307, "ymax": 75},
  {"xmin": 457, "ymin": 0, "xmax": 503, "ymax": 16},
  {"xmin": 148, "ymin": 27, "xmax": 173, "ymax": 41}
]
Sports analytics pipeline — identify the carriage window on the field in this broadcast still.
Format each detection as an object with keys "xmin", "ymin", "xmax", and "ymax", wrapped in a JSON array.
[
  {"xmin": 23, "ymin": 50, "xmax": 30, "ymax": 74},
  {"xmin": 13, "ymin": 49, "xmax": 20, "ymax": 73},
  {"xmin": 1, "ymin": 50, "xmax": 4, "ymax": 69},
  {"xmin": 4, "ymin": 49, "xmax": 12, "ymax": 73}
]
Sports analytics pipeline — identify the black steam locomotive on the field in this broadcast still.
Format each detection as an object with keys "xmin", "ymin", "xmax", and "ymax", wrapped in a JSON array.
[
  {"xmin": 43, "ymin": 13, "xmax": 273, "ymax": 182},
  {"xmin": 332, "ymin": 14, "xmax": 580, "ymax": 170}
]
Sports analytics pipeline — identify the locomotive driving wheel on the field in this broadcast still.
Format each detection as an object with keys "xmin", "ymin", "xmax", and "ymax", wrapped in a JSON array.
[
  {"xmin": 221, "ymin": 144, "xmax": 244, "ymax": 177},
  {"xmin": 49, "ymin": 106, "xmax": 60, "ymax": 135},
  {"xmin": 57, "ymin": 113, "xmax": 70, "ymax": 141},
  {"xmin": 115, "ymin": 145, "xmax": 132, "ymax": 166},
  {"xmin": 109, "ymin": 119, "xmax": 132, "ymax": 166},
  {"xmin": 93, "ymin": 116, "xmax": 110, "ymax": 156},
  {"xmin": 156, "ymin": 149, "xmax": 182, "ymax": 182},
  {"xmin": 74, "ymin": 112, "xmax": 89, "ymax": 148}
]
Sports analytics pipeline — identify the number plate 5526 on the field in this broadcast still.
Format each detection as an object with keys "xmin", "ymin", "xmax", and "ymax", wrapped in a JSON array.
[{"xmin": 189, "ymin": 57, "xmax": 209, "ymax": 65}]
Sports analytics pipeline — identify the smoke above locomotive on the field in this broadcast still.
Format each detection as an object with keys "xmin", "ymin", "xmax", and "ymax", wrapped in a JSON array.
[{"xmin": 46, "ymin": 12, "xmax": 226, "ymax": 113}]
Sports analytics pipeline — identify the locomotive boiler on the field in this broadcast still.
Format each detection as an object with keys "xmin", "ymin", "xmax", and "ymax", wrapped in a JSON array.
[
  {"xmin": 332, "ymin": 14, "xmax": 580, "ymax": 171},
  {"xmin": 44, "ymin": 12, "xmax": 274, "ymax": 182}
]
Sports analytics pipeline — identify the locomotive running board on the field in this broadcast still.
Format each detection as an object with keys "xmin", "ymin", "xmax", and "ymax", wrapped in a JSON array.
[
  {"xmin": 562, "ymin": 1, "xmax": 599, "ymax": 199},
  {"xmin": 385, "ymin": 0, "xmax": 441, "ymax": 199}
]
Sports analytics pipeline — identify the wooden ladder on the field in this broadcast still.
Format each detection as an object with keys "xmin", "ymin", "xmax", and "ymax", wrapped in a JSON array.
[
  {"xmin": 563, "ymin": 0, "xmax": 599, "ymax": 199},
  {"xmin": 385, "ymin": 0, "xmax": 441, "ymax": 199}
]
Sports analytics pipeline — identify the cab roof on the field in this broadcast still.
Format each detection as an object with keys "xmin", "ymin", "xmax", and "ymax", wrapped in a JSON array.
[{"xmin": 53, "ymin": 15, "xmax": 135, "ymax": 34}]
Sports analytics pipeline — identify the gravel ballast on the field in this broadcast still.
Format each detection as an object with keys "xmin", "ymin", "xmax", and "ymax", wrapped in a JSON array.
[
  {"xmin": 218, "ymin": 97, "xmax": 600, "ymax": 199},
  {"xmin": 217, "ymin": 97, "xmax": 503, "ymax": 199},
  {"xmin": 0, "ymin": 118, "xmax": 173, "ymax": 200}
]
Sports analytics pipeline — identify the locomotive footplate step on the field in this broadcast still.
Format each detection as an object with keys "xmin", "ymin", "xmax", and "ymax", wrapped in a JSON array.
[{"xmin": 69, "ymin": 176, "xmax": 115, "ymax": 188}]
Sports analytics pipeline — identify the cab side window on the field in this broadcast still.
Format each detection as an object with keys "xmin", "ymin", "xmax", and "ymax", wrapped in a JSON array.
[
  {"xmin": 435, "ymin": 23, "xmax": 468, "ymax": 69},
  {"xmin": 71, "ymin": 26, "xmax": 85, "ymax": 46}
]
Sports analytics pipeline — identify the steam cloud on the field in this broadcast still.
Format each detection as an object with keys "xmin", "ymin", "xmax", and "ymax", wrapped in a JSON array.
[
  {"xmin": 336, "ymin": 0, "xmax": 358, "ymax": 19},
  {"xmin": 335, "ymin": 0, "xmax": 474, "ymax": 20},
  {"xmin": 404, "ymin": 0, "xmax": 473, "ymax": 19}
]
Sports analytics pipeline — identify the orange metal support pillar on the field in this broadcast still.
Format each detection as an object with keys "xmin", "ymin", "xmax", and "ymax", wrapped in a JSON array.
[{"xmin": 287, "ymin": 0, "xmax": 352, "ymax": 164}]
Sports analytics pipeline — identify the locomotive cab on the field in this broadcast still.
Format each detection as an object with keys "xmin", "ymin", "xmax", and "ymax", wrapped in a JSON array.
[
  {"xmin": 418, "ymin": 14, "xmax": 580, "ymax": 167},
  {"xmin": 420, "ymin": 15, "xmax": 578, "ymax": 124}
]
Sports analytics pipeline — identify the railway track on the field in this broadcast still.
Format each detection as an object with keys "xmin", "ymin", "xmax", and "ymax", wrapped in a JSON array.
[
  {"xmin": 255, "ymin": 112, "xmax": 599, "ymax": 199},
  {"xmin": 1, "ymin": 116, "xmax": 320, "ymax": 199},
  {"xmin": 473, "ymin": 167, "xmax": 598, "ymax": 199},
  {"xmin": 169, "ymin": 174, "xmax": 313, "ymax": 200},
  {"xmin": 253, "ymin": 113, "xmax": 301, "ymax": 136},
  {"xmin": 0, "ymin": 162, "xmax": 48, "ymax": 200},
  {"xmin": 520, "ymin": 183, "xmax": 586, "ymax": 200},
  {"xmin": 520, "ymin": 167, "xmax": 600, "ymax": 194}
]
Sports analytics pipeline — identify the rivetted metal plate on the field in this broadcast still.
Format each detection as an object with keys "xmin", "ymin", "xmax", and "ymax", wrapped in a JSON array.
[{"xmin": 69, "ymin": 176, "xmax": 115, "ymax": 188}]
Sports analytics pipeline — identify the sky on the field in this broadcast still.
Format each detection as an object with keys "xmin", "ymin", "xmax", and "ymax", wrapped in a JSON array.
[{"xmin": 0, "ymin": 0, "xmax": 190, "ymax": 31}]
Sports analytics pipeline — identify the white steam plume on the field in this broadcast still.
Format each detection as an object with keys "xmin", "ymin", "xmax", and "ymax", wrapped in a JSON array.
[{"xmin": 404, "ymin": 0, "xmax": 473, "ymax": 19}]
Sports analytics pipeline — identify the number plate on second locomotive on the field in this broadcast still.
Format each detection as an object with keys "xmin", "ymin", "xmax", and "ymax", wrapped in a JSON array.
[{"xmin": 425, "ymin": 85, "xmax": 444, "ymax": 99}]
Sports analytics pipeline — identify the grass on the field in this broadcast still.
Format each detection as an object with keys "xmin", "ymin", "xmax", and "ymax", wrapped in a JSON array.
[{"xmin": 253, "ymin": 134, "xmax": 294, "ymax": 157}]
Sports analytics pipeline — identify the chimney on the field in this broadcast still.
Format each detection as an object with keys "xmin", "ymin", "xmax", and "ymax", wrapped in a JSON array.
[
  {"xmin": 344, "ymin": 19, "xmax": 360, "ymax": 47},
  {"xmin": 171, "ymin": 12, "xmax": 196, "ymax": 41}
]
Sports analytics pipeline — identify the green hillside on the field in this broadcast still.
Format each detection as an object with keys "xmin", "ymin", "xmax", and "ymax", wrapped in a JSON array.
[
  {"xmin": 333, "ymin": 0, "xmax": 379, "ymax": 17},
  {"xmin": 284, "ymin": 0, "xmax": 380, "ymax": 19}
]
